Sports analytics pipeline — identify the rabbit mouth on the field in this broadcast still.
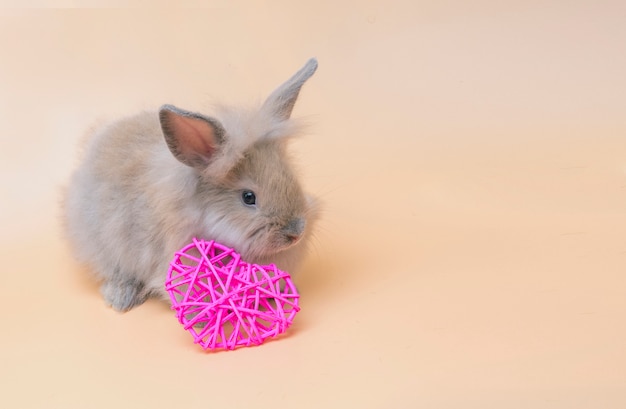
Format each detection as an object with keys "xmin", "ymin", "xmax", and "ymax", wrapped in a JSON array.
[
  {"xmin": 242, "ymin": 231, "xmax": 303, "ymax": 261},
  {"xmin": 284, "ymin": 233, "xmax": 302, "ymax": 246},
  {"xmin": 246, "ymin": 218, "xmax": 306, "ymax": 257},
  {"xmin": 262, "ymin": 233, "xmax": 303, "ymax": 256}
]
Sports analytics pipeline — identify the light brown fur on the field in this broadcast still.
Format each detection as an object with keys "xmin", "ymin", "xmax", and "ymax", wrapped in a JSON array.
[{"xmin": 63, "ymin": 59, "xmax": 319, "ymax": 311}]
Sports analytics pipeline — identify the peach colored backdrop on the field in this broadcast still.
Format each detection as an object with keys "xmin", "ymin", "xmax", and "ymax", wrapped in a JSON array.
[{"xmin": 1, "ymin": 2, "xmax": 625, "ymax": 408}]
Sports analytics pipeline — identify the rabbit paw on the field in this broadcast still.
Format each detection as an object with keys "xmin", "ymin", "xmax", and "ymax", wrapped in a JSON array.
[{"xmin": 101, "ymin": 277, "xmax": 149, "ymax": 312}]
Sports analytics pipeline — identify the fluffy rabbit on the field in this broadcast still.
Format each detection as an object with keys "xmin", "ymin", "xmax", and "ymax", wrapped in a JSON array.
[{"xmin": 64, "ymin": 58, "xmax": 319, "ymax": 312}]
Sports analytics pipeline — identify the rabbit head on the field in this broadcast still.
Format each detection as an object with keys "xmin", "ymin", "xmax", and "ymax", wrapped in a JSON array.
[{"xmin": 158, "ymin": 58, "xmax": 319, "ymax": 262}]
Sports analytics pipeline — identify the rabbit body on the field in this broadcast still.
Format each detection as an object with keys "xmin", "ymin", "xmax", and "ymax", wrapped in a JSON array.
[{"xmin": 64, "ymin": 59, "xmax": 319, "ymax": 311}]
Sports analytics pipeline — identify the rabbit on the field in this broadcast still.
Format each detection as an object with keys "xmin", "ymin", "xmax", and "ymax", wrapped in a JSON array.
[{"xmin": 64, "ymin": 58, "xmax": 319, "ymax": 312}]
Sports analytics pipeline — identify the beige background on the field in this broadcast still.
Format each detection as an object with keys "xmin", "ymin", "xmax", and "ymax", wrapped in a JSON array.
[{"xmin": 1, "ymin": 2, "xmax": 625, "ymax": 408}]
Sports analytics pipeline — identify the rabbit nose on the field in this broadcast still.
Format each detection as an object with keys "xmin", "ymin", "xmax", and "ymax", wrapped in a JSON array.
[{"xmin": 283, "ymin": 218, "xmax": 306, "ymax": 242}]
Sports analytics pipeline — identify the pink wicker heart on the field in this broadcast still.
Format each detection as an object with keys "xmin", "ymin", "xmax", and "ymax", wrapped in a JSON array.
[{"xmin": 165, "ymin": 238, "xmax": 300, "ymax": 350}]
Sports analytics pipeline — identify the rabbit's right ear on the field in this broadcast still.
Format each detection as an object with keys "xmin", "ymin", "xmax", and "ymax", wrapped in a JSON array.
[
  {"xmin": 261, "ymin": 58, "xmax": 318, "ymax": 121},
  {"xmin": 159, "ymin": 105, "xmax": 225, "ymax": 169}
]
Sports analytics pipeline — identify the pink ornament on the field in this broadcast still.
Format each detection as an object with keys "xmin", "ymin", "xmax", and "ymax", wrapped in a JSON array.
[{"xmin": 165, "ymin": 238, "xmax": 300, "ymax": 350}]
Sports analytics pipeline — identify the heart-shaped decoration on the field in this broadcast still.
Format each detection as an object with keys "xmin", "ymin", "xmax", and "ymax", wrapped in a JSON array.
[{"xmin": 165, "ymin": 238, "xmax": 300, "ymax": 350}]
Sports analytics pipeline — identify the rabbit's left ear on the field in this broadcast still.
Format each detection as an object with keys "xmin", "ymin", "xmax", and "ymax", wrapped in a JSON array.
[{"xmin": 261, "ymin": 58, "xmax": 318, "ymax": 121}]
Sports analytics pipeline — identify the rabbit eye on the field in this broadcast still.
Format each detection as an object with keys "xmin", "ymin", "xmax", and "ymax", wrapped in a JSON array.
[{"xmin": 242, "ymin": 190, "xmax": 257, "ymax": 206}]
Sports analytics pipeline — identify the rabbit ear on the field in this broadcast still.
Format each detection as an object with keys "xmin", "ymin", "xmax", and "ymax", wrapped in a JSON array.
[
  {"xmin": 159, "ymin": 104, "xmax": 225, "ymax": 169},
  {"xmin": 261, "ymin": 58, "xmax": 318, "ymax": 121}
]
